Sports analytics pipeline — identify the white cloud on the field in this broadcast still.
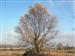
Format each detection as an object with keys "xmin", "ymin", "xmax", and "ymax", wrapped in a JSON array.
[
  {"xmin": 0, "ymin": 31, "xmax": 75, "ymax": 47},
  {"xmin": 53, "ymin": 31, "xmax": 75, "ymax": 47},
  {"xmin": 0, "ymin": 31, "xmax": 18, "ymax": 45}
]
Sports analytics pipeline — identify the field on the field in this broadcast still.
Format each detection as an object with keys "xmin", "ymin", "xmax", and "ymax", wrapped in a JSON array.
[
  {"xmin": 0, "ymin": 48, "xmax": 75, "ymax": 56},
  {"xmin": 0, "ymin": 48, "xmax": 25, "ymax": 56}
]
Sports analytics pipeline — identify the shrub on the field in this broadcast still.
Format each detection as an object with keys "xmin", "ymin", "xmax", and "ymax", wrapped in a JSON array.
[{"xmin": 23, "ymin": 48, "xmax": 48, "ymax": 56}]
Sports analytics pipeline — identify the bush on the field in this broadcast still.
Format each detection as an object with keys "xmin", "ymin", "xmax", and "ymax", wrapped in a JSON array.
[{"xmin": 23, "ymin": 49, "xmax": 48, "ymax": 56}]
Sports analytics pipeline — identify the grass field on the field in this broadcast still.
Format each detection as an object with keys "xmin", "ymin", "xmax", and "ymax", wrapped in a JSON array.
[{"xmin": 0, "ymin": 48, "xmax": 75, "ymax": 56}]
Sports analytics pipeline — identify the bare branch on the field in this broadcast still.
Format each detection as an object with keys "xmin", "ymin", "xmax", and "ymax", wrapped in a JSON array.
[{"xmin": 16, "ymin": 3, "xmax": 58, "ymax": 53}]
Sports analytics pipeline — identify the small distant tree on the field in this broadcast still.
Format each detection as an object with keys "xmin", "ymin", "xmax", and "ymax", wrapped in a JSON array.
[
  {"xmin": 57, "ymin": 43, "xmax": 64, "ymax": 49},
  {"xmin": 16, "ymin": 3, "xmax": 58, "ymax": 53}
]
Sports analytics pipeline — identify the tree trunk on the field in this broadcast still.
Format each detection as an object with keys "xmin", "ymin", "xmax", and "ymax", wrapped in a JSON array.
[{"xmin": 34, "ymin": 35, "xmax": 40, "ymax": 54}]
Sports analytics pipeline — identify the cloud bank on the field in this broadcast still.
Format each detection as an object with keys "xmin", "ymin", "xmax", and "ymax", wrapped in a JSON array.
[
  {"xmin": 0, "ymin": 31, "xmax": 18, "ymax": 45},
  {"xmin": 0, "ymin": 31, "xmax": 75, "ymax": 47}
]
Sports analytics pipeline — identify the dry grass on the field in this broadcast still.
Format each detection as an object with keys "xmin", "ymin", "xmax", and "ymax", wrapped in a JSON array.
[
  {"xmin": 0, "ymin": 50, "xmax": 24, "ymax": 56},
  {"xmin": 0, "ymin": 48, "xmax": 75, "ymax": 56}
]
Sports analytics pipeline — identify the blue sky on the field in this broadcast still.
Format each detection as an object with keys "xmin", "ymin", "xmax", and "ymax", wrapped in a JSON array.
[
  {"xmin": 0, "ymin": 0, "xmax": 75, "ymax": 46},
  {"xmin": 0, "ymin": 0, "xmax": 74, "ymax": 32}
]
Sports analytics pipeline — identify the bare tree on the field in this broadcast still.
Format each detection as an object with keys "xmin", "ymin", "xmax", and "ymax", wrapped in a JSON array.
[
  {"xmin": 16, "ymin": 3, "xmax": 58, "ymax": 53},
  {"xmin": 57, "ymin": 42, "xmax": 64, "ymax": 49}
]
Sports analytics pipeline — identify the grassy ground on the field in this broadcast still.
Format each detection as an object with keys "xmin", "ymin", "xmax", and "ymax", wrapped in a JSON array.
[
  {"xmin": 0, "ymin": 48, "xmax": 25, "ymax": 56},
  {"xmin": 0, "ymin": 48, "xmax": 75, "ymax": 56}
]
